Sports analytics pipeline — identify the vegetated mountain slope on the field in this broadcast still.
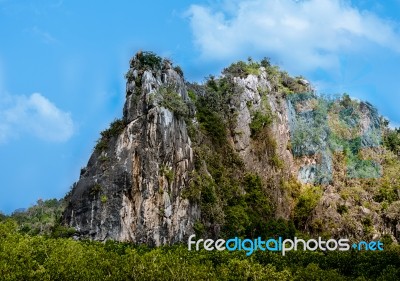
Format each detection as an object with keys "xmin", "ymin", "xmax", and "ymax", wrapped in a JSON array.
[{"xmin": 63, "ymin": 51, "xmax": 400, "ymax": 245}]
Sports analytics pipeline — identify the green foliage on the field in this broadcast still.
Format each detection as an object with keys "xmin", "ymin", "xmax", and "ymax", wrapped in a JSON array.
[
  {"xmin": 95, "ymin": 118, "xmax": 126, "ymax": 152},
  {"xmin": 197, "ymin": 76, "xmax": 240, "ymax": 134},
  {"xmin": 196, "ymin": 106, "xmax": 227, "ymax": 146},
  {"xmin": 1, "ymin": 219, "xmax": 400, "ymax": 280},
  {"xmin": 248, "ymin": 101, "xmax": 282, "ymax": 168},
  {"xmin": 193, "ymin": 76, "xmax": 241, "ymax": 145},
  {"xmin": 242, "ymin": 174, "xmax": 273, "ymax": 237},
  {"xmin": 136, "ymin": 51, "xmax": 162, "ymax": 71},
  {"xmin": 0, "ymin": 212, "xmax": 7, "ymax": 222},
  {"xmin": 282, "ymin": 177, "xmax": 302, "ymax": 198},
  {"xmin": 102, "ymin": 118, "xmax": 126, "ymax": 139},
  {"xmin": 50, "ymin": 225, "xmax": 76, "ymax": 238},
  {"xmin": 289, "ymin": 93, "xmax": 382, "ymax": 184},
  {"xmin": 187, "ymin": 89, "xmax": 197, "ymax": 101},
  {"xmin": 186, "ymin": 139, "xmax": 275, "ymax": 238},
  {"xmin": 124, "ymin": 69, "xmax": 134, "ymax": 81},
  {"xmin": 223, "ymin": 58, "xmax": 260, "ymax": 78},
  {"xmin": 173, "ymin": 65, "xmax": 184, "ymax": 77},
  {"xmin": 374, "ymin": 186, "xmax": 398, "ymax": 203},
  {"xmin": 193, "ymin": 221, "xmax": 205, "ymax": 237},
  {"xmin": 279, "ymin": 72, "xmax": 309, "ymax": 94},
  {"xmin": 294, "ymin": 186, "xmax": 323, "ymax": 230},
  {"xmin": 90, "ymin": 183, "xmax": 102, "ymax": 195},
  {"xmin": 384, "ymin": 127, "xmax": 400, "ymax": 156},
  {"xmin": 160, "ymin": 164, "xmax": 175, "ymax": 184},
  {"xmin": 100, "ymin": 195, "xmax": 108, "ymax": 204},
  {"xmin": 260, "ymin": 57, "xmax": 271, "ymax": 68},
  {"xmin": 249, "ymin": 110, "xmax": 273, "ymax": 137},
  {"xmin": 98, "ymin": 155, "xmax": 108, "ymax": 163},
  {"xmin": 264, "ymin": 218, "xmax": 296, "ymax": 239},
  {"xmin": 337, "ymin": 204, "xmax": 348, "ymax": 215},
  {"xmin": 10, "ymin": 199, "xmax": 65, "ymax": 236},
  {"xmin": 155, "ymin": 84, "xmax": 189, "ymax": 118},
  {"xmin": 372, "ymin": 150, "xmax": 400, "ymax": 204},
  {"xmin": 94, "ymin": 138, "xmax": 108, "ymax": 152},
  {"xmin": 187, "ymin": 73, "xmax": 287, "ymax": 237}
]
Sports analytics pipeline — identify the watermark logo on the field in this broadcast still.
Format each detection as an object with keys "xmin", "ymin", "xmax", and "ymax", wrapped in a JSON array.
[{"xmin": 188, "ymin": 235, "xmax": 384, "ymax": 256}]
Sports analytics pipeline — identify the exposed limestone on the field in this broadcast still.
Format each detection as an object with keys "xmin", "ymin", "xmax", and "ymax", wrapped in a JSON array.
[
  {"xmin": 63, "ymin": 52, "xmax": 399, "ymax": 245},
  {"xmin": 64, "ymin": 53, "xmax": 199, "ymax": 245}
]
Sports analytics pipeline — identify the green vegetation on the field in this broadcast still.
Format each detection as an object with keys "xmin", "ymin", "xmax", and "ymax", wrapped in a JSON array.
[
  {"xmin": 1, "ymin": 219, "xmax": 400, "ymax": 280},
  {"xmin": 160, "ymin": 164, "xmax": 175, "ymax": 184},
  {"xmin": 247, "ymin": 96, "xmax": 282, "ymax": 168},
  {"xmin": 98, "ymin": 155, "xmax": 108, "ymax": 163},
  {"xmin": 154, "ymin": 84, "xmax": 189, "ymax": 118},
  {"xmin": 10, "ymin": 199, "xmax": 66, "ymax": 236},
  {"xmin": 194, "ymin": 76, "xmax": 239, "ymax": 145},
  {"xmin": 5, "ymin": 54, "xmax": 400, "ymax": 279},
  {"xmin": 173, "ymin": 65, "xmax": 184, "ymax": 77},
  {"xmin": 294, "ymin": 185, "xmax": 323, "ymax": 230},
  {"xmin": 95, "ymin": 119, "xmax": 126, "ymax": 152},
  {"xmin": 223, "ymin": 58, "xmax": 260, "ymax": 78},
  {"xmin": 134, "ymin": 51, "xmax": 162, "ymax": 71},
  {"xmin": 222, "ymin": 56, "xmax": 310, "ymax": 98},
  {"xmin": 337, "ymin": 204, "xmax": 348, "ymax": 215},
  {"xmin": 288, "ymin": 93, "xmax": 382, "ymax": 183},
  {"xmin": 184, "ymin": 73, "xmax": 281, "ymax": 238},
  {"xmin": 249, "ymin": 110, "xmax": 273, "ymax": 137},
  {"xmin": 124, "ymin": 69, "xmax": 134, "ymax": 81},
  {"xmin": 196, "ymin": 106, "xmax": 227, "ymax": 145},
  {"xmin": 90, "ymin": 184, "xmax": 103, "ymax": 197},
  {"xmin": 384, "ymin": 126, "xmax": 400, "ymax": 156}
]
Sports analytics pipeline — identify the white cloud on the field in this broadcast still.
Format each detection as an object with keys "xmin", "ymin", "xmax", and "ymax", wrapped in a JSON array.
[
  {"xmin": 0, "ymin": 92, "xmax": 74, "ymax": 143},
  {"xmin": 187, "ymin": 0, "xmax": 400, "ymax": 71},
  {"xmin": 30, "ymin": 26, "xmax": 58, "ymax": 44}
]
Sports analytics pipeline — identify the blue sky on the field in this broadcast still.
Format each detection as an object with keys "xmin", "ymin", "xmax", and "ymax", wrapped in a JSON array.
[{"xmin": 1, "ymin": 0, "xmax": 400, "ymax": 213}]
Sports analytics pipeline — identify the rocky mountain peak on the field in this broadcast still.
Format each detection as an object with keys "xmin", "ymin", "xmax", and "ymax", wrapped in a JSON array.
[
  {"xmin": 63, "ymin": 52, "xmax": 400, "ymax": 245},
  {"xmin": 64, "ymin": 52, "xmax": 197, "ymax": 245}
]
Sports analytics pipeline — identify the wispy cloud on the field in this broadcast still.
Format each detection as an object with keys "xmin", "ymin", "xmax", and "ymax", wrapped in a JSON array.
[
  {"xmin": 51, "ymin": 0, "xmax": 64, "ymax": 8},
  {"xmin": 30, "ymin": 26, "xmax": 58, "ymax": 44},
  {"xmin": 187, "ymin": 0, "xmax": 400, "ymax": 71},
  {"xmin": 0, "ymin": 92, "xmax": 74, "ymax": 143}
]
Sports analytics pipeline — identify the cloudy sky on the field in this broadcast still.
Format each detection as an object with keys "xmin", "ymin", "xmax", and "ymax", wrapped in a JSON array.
[{"xmin": 1, "ymin": 0, "xmax": 400, "ymax": 213}]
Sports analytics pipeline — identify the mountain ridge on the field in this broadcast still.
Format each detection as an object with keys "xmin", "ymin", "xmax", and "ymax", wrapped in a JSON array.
[{"xmin": 62, "ymin": 51, "xmax": 400, "ymax": 245}]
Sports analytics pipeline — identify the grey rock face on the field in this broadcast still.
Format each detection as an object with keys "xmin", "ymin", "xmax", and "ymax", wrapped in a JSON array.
[
  {"xmin": 287, "ymin": 94, "xmax": 382, "ymax": 184},
  {"xmin": 230, "ymin": 69, "xmax": 295, "ymax": 219},
  {"xmin": 63, "ymin": 55, "xmax": 199, "ymax": 245},
  {"xmin": 63, "ymin": 53, "xmax": 394, "ymax": 245}
]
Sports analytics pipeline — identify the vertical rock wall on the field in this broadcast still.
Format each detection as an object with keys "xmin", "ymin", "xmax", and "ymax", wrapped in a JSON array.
[{"xmin": 63, "ymin": 55, "xmax": 199, "ymax": 245}]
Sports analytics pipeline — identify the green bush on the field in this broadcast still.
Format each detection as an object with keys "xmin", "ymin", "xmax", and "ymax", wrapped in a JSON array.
[
  {"xmin": 136, "ymin": 51, "xmax": 162, "ymax": 70},
  {"xmin": 294, "ymin": 186, "xmax": 323, "ymax": 230},
  {"xmin": 384, "ymin": 128, "xmax": 400, "ymax": 156},
  {"xmin": 124, "ymin": 69, "xmax": 134, "ymax": 81},
  {"xmin": 155, "ymin": 85, "xmax": 189, "ymax": 118},
  {"xmin": 242, "ymin": 174, "xmax": 273, "ymax": 237},
  {"xmin": 95, "ymin": 118, "xmax": 126, "ymax": 152},
  {"xmin": 173, "ymin": 65, "xmax": 184, "ymax": 77},
  {"xmin": 337, "ymin": 204, "xmax": 348, "ymax": 214},
  {"xmin": 223, "ymin": 59, "xmax": 260, "ymax": 78},
  {"xmin": 160, "ymin": 164, "xmax": 175, "ymax": 184},
  {"xmin": 249, "ymin": 111, "xmax": 273, "ymax": 137},
  {"xmin": 10, "ymin": 199, "xmax": 65, "ymax": 236},
  {"xmin": 90, "ymin": 183, "xmax": 102, "ymax": 195},
  {"xmin": 196, "ymin": 107, "xmax": 227, "ymax": 146},
  {"xmin": 1, "ymin": 218, "xmax": 400, "ymax": 281}
]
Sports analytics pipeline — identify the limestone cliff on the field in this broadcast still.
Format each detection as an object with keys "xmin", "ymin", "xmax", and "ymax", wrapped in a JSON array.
[
  {"xmin": 63, "ymin": 52, "xmax": 199, "ymax": 245},
  {"xmin": 63, "ymin": 52, "xmax": 400, "ymax": 244}
]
